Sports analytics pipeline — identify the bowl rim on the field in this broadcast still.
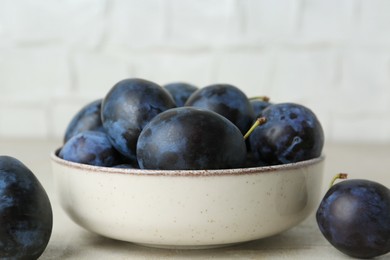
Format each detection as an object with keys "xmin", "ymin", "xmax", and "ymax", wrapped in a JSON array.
[{"xmin": 51, "ymin": 148, "xmax": 325, "ymax": 177}]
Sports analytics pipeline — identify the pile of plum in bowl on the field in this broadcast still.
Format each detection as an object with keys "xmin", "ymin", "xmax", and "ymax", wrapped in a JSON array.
[{"xmin": 51, "ymin": 78, "xmax": 326, "ymax": 249}]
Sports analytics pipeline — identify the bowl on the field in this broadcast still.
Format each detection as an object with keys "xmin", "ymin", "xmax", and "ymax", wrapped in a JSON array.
[{"xmin": 51, "ymin": 149, "xmax": 324, "ymax": 249}]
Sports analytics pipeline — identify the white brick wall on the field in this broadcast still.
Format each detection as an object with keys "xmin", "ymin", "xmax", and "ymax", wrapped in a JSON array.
[
  {"xmin": 107, "ymin": 0, "xmax": 166, "ymax": 48},
  {"xmin": 72, "ymin": 51, "xmax": 131, "ymax": 99},
  {"xmin": 357, "ymin": 0, "xmax": 390, "ymax": 44},
  {"xmin": 0, "ymin": 46, "xmax": 70, "ymax": 102},
  {"xmin": 133, "ymin": 52, "xmax": 214, "ymax": 86},
  {"xmin": 299, "ymin": 0, "xmax": 355, "ymax": 42},
  {"xmin": 0, "ymin": 0, "xmax": 390, "ymax": 143},
  {"xmin": 243, "ymin": 0, "xmax": 299, "ymax": 40}
]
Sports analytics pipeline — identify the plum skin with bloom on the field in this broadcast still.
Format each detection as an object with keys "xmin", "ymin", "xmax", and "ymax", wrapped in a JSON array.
[
  {"xmin": 63, "ymin": 99, "xmax": 105, "ymax": 143},
  {"xmin": 59, "ymin": 131, "xmax": 120, "ymax": 167},
  {"xmin": 101, "ymin": 78, "xmax": 176, "ymax": 162},
  {"xmin": 0, "ymin": 156, "xmax": 53, "ymax": 259},
  {"xmin": 250, "ymin": 98, "xmax": 272, "ymax": 118},
  {"xmin": 137, "ymin": 107, "xmax": 247, "ymax": 170},
  {"xmin": 248, "ymin": 102, "xmax": 324, "ymax": 166},
  {"xmin": 316, "ymin": 179, "xmax": 390, "ymax": 258},
  {"xmin": 185, "ymin": 84, "xmax": 254, "ymax": 135},
  {"xmin": 163, "ymin": 82, "xmax": 198, "ymax": 107}
]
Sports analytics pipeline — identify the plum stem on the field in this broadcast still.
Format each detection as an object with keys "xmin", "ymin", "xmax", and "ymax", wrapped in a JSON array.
[
  {"xmin": 249, "ymin": 96, "xmax": 270, "ymax": 102},
  {"xmin": 244, "ymin": 117, "xmax": 267, "ymax": 140},
  {"xmin": 329, "ymin": 173, "xmax": 348, "ymax": 188}
]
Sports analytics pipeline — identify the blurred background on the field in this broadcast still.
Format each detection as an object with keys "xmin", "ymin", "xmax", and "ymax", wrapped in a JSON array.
[{"xmin": 0, "ymin": 0, "xmax": 389, "ymax": 143}]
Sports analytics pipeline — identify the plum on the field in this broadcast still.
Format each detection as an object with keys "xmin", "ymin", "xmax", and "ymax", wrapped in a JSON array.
[
  {"xmin": 0, "ymin": 156, "xmax": 52, "ymax": 259},
  {"xmin": 137, "ymin": 107, "xmax": 247, "ymax": 170},
  {"xmin": 101, "ymin": 78, "xmax": 176, "ymax": 162},
  {"xmin": 63, "ymin": 99, "xmax": 104, "ymax": 143},
  {"xmin": 317, "ymin": 177, "xmax": 390, "ymax": 258},
  {"xmin": 163, "ymin": 82, "xmax": 198, "ymax": 107},
  {"xmin": 59, "ymin": 131, "xmax": 120, "ymax": 167},
  {"xmin": 249, "ymin": 96, "xmax": 272, "ymax": 118},
  {"xmin": 185, "ymin": 84, "xmax": 254, "ymax": 135},
  {"xmin": 248, "ymin": 103, "xmax": 324, "ymax": 165}
]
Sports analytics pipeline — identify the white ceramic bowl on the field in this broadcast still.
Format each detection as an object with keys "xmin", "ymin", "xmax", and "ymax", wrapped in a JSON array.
[{"xmin": 51, "ymin": 150, "xmax": 324, "ymax": 249}]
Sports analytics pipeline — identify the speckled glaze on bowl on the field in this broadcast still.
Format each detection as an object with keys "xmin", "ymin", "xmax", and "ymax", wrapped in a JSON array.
[{"xmin": 51, "ymin": 149, "xmax": 324, "ymax": 249}]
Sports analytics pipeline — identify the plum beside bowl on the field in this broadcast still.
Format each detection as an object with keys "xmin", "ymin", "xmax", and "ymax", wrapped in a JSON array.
[{"xmin": 51, "ymin": 149, "xmax": 325, "ymax": 249}]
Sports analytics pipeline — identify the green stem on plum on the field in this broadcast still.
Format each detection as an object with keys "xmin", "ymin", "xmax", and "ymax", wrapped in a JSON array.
[
  {"xmin": 329, "ymin": 173, "xmax": 348, "ymax": 189},
  {"xmin": 249, "ymin": 96, "xmax": 270, "ymax": 102},
  {"xmin": 243, "ymin": 117, "xmax": 267, "ymax": 140}
]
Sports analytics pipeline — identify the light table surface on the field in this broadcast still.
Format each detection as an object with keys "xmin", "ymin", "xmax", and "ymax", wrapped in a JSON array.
[{"xmin": 0, "ymin": 139, "xmax": 389, "ymax": 259}]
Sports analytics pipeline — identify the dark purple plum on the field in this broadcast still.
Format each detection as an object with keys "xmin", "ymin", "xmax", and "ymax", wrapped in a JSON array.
[
  {"xmin": 113, "ymin": 164, "xmax": 138, "ymax": 169},
  {"xmin": 316, "ymin": 178, "xmax": 390, "ymax": 258},
  {"xmin": 0, "ymin": 156, "xmax": 52, "ymax": 259},
  {"xmin": 101, "ymin": 78, "xmax": 176, "ymax": 162},
  {"xmin": 137, "ymin": 107, "xmax": 247, "ymax": 170},
  {"xmin": 59, "ymin": 131, "xmax": 120, "ymax": 166},
  {"xmin": 248, "ymin": 103, "xmax": 324, "ymax": 165},
  {"xmin": 184, "ymin": 84, "xmax": 254, "ymax": 134},
  {"xmin": 250, "ymin": 97, "xmax": 272, "ymax": 118},
  {"xmin": 163, "ymin": 82, "xmax": 198, "ymax": 107},
  {"xmin": 113, "ymin": 156, "xmax": 140, "ymax": 169},
  {"xmin": 64, "ymin": 99, "xmax": 105, "ymax": 143}
]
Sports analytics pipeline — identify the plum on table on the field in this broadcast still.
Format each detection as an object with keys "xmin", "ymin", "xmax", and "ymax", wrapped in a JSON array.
[
  {"xmin": 0, "ymin": 156, "xmax": 52, "ymax": 259},
  {"xmin": 316, "ymin": 175, "xmax": 390, "ymax": 258}
]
